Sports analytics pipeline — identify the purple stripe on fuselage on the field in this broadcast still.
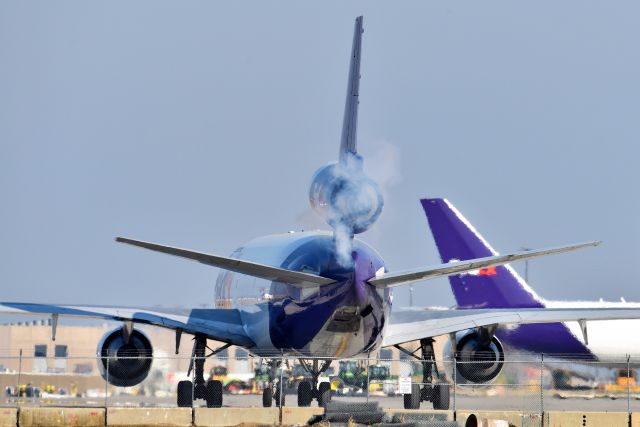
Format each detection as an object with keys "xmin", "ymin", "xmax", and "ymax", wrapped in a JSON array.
[{"xmin": 421, "ymin": 198, "xmax": 593, "ymax": 358}]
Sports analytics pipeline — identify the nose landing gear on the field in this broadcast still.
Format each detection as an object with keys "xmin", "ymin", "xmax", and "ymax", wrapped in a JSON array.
[
  {"xmin": 261, "ymin": 359, "xmax": 285, "ymax": 407},
  {"xmin": 297, "ymin": 359, "xmax": 332, "ymax": 407}
]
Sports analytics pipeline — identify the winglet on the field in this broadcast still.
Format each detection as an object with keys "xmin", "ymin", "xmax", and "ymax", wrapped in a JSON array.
[{"xmin": 339, "ymin": 16, "xmax": 363, "ymax": 164}]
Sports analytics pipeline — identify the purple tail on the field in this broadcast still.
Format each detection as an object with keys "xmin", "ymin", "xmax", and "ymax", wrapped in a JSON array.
[
  {"xmin": 421, "ymin": 198, "xmax": 593, "ymax": 357},
  {"xmin": 421, "ymin": 198, "xmax": 544, "ymax": 309}
]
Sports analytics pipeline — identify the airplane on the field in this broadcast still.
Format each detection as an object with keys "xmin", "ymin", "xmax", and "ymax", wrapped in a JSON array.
[
  {"xmin": 3, "ymin": 16, "xmax": 640, "ymax": 410},
  {"xmin": 421, "ymin": 197, "xmax": 640, "ymax": 380}
]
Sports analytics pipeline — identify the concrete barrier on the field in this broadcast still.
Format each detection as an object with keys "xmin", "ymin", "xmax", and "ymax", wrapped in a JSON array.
[
  {"xmin": 457, "ymin": 411, "xmax": 541, "ymax": 427},
  {"xmin": 107, "ymin": 407, "xmax": 192, "ymax": 427},
  {"xmin": 19, "ymin": 407, "xmax": 105, "ymax": 427},
  {"xmin": 280, "ymin": 406, "xmax": 324, "ymax": 426},
  {"xmin": 545, "ymin": 411, "xmax": 629, "ymax": 427},
  {"xmin": 0, "ymin": 408, "xmax": 17, "ymax": 427},
  {"xmin": 631, "ymin": 412, "xmax": 640, "ymax": 427},
  {"xmin": 383, "ymin": 409, "xmax": 454, "ymax": 423},
  {"xmin": 194, "ymin": 407, "xmax": 279, "ymax": 426}
]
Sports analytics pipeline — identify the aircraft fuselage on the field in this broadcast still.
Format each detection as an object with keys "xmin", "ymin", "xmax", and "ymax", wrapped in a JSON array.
[{"xmin": 214, "ymin": 231, "xmax": 390, "ymax": 358}]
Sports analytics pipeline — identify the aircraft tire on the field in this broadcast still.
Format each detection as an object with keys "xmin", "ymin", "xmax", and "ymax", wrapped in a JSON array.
[
  {"xmin": 297, "ymin": 381, "xmax": 312, "ymax": 407},
  {"xmin": 177, "ymin": 380, "xmax": 193, "ymax": 407},
  {"xmin": 262, "ymin": 387, "xmax": 273, "ymax": 407},
  {"xmin": 318, "ymin": 381, "xmax": 331, "ymax": 407},
  {"xmin": 205, "ymin": 380, "xmax": 223, "ymax": 408},
  {"xmin": 433, "ymin": 384, "xmax": 450, "ymax": 410},
  {"xmin": 403, "ymin": 383, "xmax": 420, "ymax": 410}
]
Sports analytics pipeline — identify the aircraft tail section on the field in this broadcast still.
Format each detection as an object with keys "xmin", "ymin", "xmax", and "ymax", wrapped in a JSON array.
[
  {"xmin": 420, "ymin": 198, "xmax": 545, "ymax": 309},
  {"xmin": 339, "ymin": 16, "xmax": 363, "ymax": 164}
]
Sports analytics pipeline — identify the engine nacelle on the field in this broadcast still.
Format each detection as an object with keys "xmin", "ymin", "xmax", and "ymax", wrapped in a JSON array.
[
  {"xmin": 97, "ymin": 326, "xmax": 153, "ymax": 387},
  {"xmin": 453, "ymin": 331, "xmax": 504, "ymax": 383},
  {"xmin": 309, "ymin": 162, "xmax": 383, "ymax": 234}
]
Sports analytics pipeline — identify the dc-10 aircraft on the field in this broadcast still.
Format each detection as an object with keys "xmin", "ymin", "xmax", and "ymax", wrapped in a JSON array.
[
  {"xmin": 422, "ymin": 198, "xmax": 640, "ymax": 373},
  {"xmin": 3, "ymin": 16, "xmax": 640, "ymax": 410}
]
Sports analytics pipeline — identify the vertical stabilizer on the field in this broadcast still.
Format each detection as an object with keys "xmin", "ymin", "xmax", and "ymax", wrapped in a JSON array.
[
  {"xmin": 339, "ymin": 16, "xmax": 363, "ymax": 164},
  {"xmin": 420, "ymin": 198, "xmax": 545, "ymax": 309}
]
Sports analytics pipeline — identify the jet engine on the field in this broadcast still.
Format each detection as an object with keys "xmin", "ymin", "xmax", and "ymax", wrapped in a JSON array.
[
  {"xmin": 452, "ymin": 331, "xmax": 504, "ymax": 383},
  {"xmin": 309, "ymin": 162, "xmax": 383, "ymax": 234},
  {"xmin": 97, "ymin": 326, "xmax": 153, "ymax": 387}
]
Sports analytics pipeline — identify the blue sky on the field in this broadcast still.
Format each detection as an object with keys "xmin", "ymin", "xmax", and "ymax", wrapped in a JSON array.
[{"xmin": 1, "ymin": 1, "xmax": 638, "ymax": 311}]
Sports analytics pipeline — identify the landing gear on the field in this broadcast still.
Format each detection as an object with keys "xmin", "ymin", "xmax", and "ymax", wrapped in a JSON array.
[
  {"xmin": 296, "ymin": 359, "xmax": 332, "ymax": 407},
  {"xmin": 177, "ymin": 380, "xmax": 193, "ymax": 407},
  {"xmin": 177, "ymin": 335, "xmax": 230, "ymax": 408},
  {"xmin": 261, "ymin": 359, "xmax": 285, "ymax": 407},
  {"xmin": 396, "ymin": 338, "xmax": 451, "ymax": 410}
]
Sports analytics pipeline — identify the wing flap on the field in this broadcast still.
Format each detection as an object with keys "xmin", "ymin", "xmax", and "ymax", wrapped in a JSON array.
[
  {"xmin": 368, "ymin": 241, "xmax": 600, "ymax": 288},
  {"xmin": 116, "ymin": 237, "xmax": 335, "ymax": 287}
]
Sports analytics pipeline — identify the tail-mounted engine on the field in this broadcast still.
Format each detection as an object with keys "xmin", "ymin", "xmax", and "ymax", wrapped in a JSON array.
[
  {"xmin": 309, "ymin": 161, "xmax": 383, "ymax": 235},
  {"xmin": 454, "ymin": 330, "xmax": 504, "ymax": 383},
  {"xmin": 97, "ymin": 326, "xmax": 153, "ymax": 387}
]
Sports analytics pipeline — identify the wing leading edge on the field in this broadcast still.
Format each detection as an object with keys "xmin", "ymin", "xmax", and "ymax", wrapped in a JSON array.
[
  {"xmin": 116, "ymin": 237, "xmax": 335, "ymax": 288},
  {"xmin": 0, "ymin": 302, "xmax": 254, "ymax": 348},
  {"xmin": 384, "ymin": 306, "xmax": 640, "ymax": 347},
  {"xmin": 368, "ymin": 241, "xmax": 600, "ymax": 288}
]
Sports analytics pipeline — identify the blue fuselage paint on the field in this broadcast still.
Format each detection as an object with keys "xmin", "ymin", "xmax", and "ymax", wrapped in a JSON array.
[{"xmin": 214, "ymin": 231, "xmax": 390, "ymax": 358}]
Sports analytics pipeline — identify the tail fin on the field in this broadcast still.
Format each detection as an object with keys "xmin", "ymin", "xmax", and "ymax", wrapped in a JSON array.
[
  {"xmin": 420, "ymin": 198, "xmax": 545, "ymax": 309},
  {"xmin": 339, "ymin": 16, "xmax": 363, "ymax": 164}
]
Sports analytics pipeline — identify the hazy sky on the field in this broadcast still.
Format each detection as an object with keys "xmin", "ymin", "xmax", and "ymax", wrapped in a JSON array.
[{"xmin": 1, "ymin": 1, "xmax": 639, "ymax": 313}]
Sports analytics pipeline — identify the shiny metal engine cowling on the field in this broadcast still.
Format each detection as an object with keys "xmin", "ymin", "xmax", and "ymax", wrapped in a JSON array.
[
  {"xmin": 97, "ymin": 326, "xmax": 153, "ymax": 387},
  {"xmin": 454, "ymin": 331, "xmax": 504, "ymax": 383}
]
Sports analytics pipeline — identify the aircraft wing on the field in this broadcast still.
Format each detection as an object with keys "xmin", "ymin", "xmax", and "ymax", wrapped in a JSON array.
[
  {"xmin": 0, "ymin": 302, "xmax": 255, "ymax": 348},
  {"xmin": 116, "ymin": 237, "xmax": 335, "ymax": 288},
  {"xmin": 384, "ymin": 306, "xmax": 640, "ymax": 347},
  {"xmin": 368, "ymin": 241, "xmax": 599, "ymax": 288}
]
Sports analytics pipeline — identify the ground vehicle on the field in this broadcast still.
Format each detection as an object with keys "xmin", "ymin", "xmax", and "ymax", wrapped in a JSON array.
[
  {"xmin": 330, "ymin": 361, "xmax": 390, "ymax": 394},
  {"xmin": 602, "ymin": 368, "xmax": 640, "ymax": 394}
]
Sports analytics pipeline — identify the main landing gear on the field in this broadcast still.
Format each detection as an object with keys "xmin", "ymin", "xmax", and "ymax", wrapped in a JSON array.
[
  {"xmin": 296, "ymin": 359, "xmax": 332, "ymax": 407},
  {"xmin": 177, "ymin": 335, "xmax": 231, "ymax": 408},
  {"xmin": 396, "ymin": 338, "xmax": 450, "ymax": 410}
]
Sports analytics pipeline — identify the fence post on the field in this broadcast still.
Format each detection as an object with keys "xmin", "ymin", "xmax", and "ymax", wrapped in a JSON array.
[
  {"xmin": 278, "ymin": 354, "xmax": 284, "ymax": 409},
  {"xmin": 628, "ymin": 355, "xmax": 631, "ymax": 415},
  {"xmin": 453, "ymin": 357, "xmax": 456, "ymax": 414},
  {"xmin": 16, "ymin": 349, "xmax": 22, "ymax": 399},
  {"xmin": 366, "ymin": 354, "xmax": 370, "ymax": 402},
  {"xmin": 104, "ymin": 355, "xmax": 109, "ymax": 407},
  {"xmin": 540, "ymin": 353, "xmax": 544, "ymax": 416}
]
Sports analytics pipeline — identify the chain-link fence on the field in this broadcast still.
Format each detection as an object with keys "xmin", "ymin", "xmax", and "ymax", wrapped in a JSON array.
[{"xmin": 2, "ymin": 352, "xmax": 640, "ymax": 416}]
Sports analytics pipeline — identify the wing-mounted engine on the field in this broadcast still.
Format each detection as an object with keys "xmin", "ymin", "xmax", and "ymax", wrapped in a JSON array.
[
  {"xmin": 447, "ymin": 328, "xmax": 505, "ymax": 383},
  {"xmin": 97, "ymin": 326, "xmax": 153, "ymax": 387}
]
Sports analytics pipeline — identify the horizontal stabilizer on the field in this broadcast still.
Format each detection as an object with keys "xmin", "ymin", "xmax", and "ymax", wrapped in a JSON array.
[
  {"xmin": 116, "ymin": 237, "xmax": 335, "ymax": 287},
  {"xmin": 368, "ymin": 240, "xmax": 600, "ymax": 288}
]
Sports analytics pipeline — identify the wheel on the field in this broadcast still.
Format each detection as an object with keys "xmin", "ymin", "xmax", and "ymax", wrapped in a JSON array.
[
  {"xmin": 403, "ymin": 383, "xmax": 420, "ymax": 409},
  {"xmin": 318, "ymin": 381, "xmax": 331, "ymax": 407},
  {"xmin": 432, "ymin": 384, "xmax": 450, "ymax": 410},
  {"xmin": 297, "ymin": 381, "xmax": 312, "ymax": 407},
  {"xmin": 205, "ymin": 380, "xmax": 223, "ymax": 408},
  {"xmin": 262, "ymin": 387, "xmax": 273, "ymax": 407},
  {"xmin": 177, "ymin": 380, "xmax": 193, "ymax": 407},
  {"xmin": 275, "ymin": 384, "xmax": 285, "ymax": 406}
]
